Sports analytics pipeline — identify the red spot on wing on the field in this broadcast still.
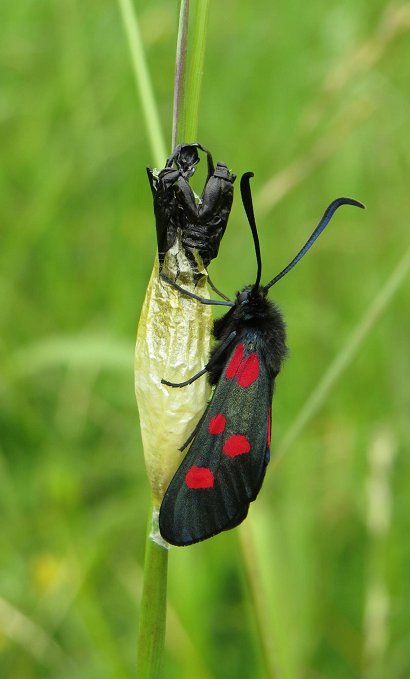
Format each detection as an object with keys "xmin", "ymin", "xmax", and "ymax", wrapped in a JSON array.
[
  {"xmin": 223, "ymin": 435, "xmax": 251, "ymax": 458},
  {"xmin": 236, "ymin": 352, "xmax": 260, "ymax": 388},
  {"xmin": 225, "ymin": 343, "xmax": 244, "ymax": 380},
  {"xmin": 267, "ymin": 409, "xmax": 271, "ymax": 448},
  {"xmin": 185, "ymin": 466, "xmax": 214, "ymax": 489},
  {"xmin": 209, "ymin": 414, "xmax": 226, "ymax": 435}
]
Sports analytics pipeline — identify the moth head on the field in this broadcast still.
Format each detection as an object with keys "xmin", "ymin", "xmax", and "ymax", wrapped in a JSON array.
[{"xmin": 236, "ymin": 285, "xmax": 267, "ymax": 306}]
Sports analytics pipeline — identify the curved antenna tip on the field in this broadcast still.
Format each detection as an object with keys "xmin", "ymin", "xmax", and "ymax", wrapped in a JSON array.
[
  {"xmin": 240, "ymin": 171, "xmax": 254, "ymax": 185},
  {"xmin": 334, "ymin": 197, "xmax": 366, "ymax": 210}
]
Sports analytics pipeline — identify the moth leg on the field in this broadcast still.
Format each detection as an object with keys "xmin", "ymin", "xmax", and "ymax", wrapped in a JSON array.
[
  {"xmin": 206, "ymin": 274, "xmax": 230, "ymax": 301},
  {"xmin": 162, "ymin": 367, "xmax": 208, "ymax": 389},
  {"xmin": 179, "ymin": 408, "xmax": 209, "ymax": 451},
  {"xmin": 160, "ymin": 272, "xmax": 233, "ymax": 307},
  {"xmin": 161, "ymin": 331, "xmax": 237, "ymax": 389}
]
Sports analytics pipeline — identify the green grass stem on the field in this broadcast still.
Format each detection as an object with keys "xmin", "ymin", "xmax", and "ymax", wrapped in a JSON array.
[
  {"xmin": 172, "ymin": 1, "xmax": 190, "ymax": 148},
  {"xmin": 173, "ymin": 0, "xmax": 211, "ymax": 144},
  {"xmin": 136, "ymin": 509, "xmax": 168, "ymax": 679},
  {"xmin": 117, "ymin": 0, "xmax": 167, "ymax": 166},
  {"xmin": 128, "ymin": 1, "xmax": 212, "ymax": 676},
  {"xmin": 117, "ymin": 2, "xmax": 169, "ymax": 672}
]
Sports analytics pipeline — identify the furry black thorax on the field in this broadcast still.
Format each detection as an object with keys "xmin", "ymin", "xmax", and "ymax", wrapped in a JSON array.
[{"xmin": 208, "ymin": 285, "xmax": 287, "ymax": 385}]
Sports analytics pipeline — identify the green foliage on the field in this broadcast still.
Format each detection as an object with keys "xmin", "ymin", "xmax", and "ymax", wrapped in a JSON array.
[{"xmin": 1, "ymin": 0, "xmax": 410, "ymax": 677}]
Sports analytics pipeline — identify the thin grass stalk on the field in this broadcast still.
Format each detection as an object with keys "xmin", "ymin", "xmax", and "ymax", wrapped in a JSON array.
[
  {"xmin": 132, "ymin": 2, "xmax": 212, "ymax": 677},
  {"xmin": 172, "ymin": 0, "xmax": 190, "ymax": 148},
  {"xmin": 183, "ymin": 0, "xmax": 211, "ymax": 142},
  {"xmin": 363, "ymin": 428, "xmax": 396, "ymax": 677},
  {"xmin": 117, "ymin": 0, "xmax": 167, "ymax": 166},
  {"xmin": 116, "ymin": 2, "xmax": 169, "ymax": 675},
  {"xmin": 136, "ymin": 508, "xmax": 168, "ymax": 678},
  {"xmin": 239, "ymin": 522, "xmax": 279, "ymax": 679}
]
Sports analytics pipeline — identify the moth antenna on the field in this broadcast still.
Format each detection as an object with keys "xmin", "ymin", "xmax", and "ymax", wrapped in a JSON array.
[
  {"xmin": 240, "ymin": 172, "xmax": 262, "ymax": 290},
  {"xmin": 264, "ymin": 197, "xmax": 365, "ymax": 291}
]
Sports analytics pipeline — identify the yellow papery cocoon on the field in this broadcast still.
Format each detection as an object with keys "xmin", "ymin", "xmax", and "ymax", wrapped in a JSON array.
[{"xmin": 135, "ymin": 239, "xmax": 212, "ymax": 542}]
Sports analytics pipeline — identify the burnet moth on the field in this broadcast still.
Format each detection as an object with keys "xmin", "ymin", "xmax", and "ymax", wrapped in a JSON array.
[
  {"xmin": 159, "ymin": 173, "xmax": 364, "ymax": 546},
  {"xmin": 147, "ymin": 143, "xmax": 236, "ymax": 275}
]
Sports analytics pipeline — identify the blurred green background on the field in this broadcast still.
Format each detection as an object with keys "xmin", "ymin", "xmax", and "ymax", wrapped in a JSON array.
[{"xmin": 1, "ymin": 0, "xmax": 410, "ymax": 677}]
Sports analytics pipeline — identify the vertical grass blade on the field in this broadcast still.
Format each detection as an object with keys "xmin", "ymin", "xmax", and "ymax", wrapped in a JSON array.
[
  {"xmin": 172, "ymin": 0, "xmax": 190, "ymax": 148},
  {"xmin": 136, "ymin": 509, "xmax": 168, "ymax": 679},
  {"xmin": 363, "ymin": 429, "xmax": 396, "ymax": 677},
  {"xmin": 116, "ymin": 2, "xmax": 169, "ymax": 676},
  {"xmin": 131, "ymin": 1, "xmax": 213, "ymax": 676},
  {"xmin": 117, "ymin": 0, "xmax": 167, "ymax": 166},
  {"xmin": 173, "ymin": 0, "xmax": 211, "ymax": 144},
  {"xmin": 184, "ymin": 0, "xmax": 210, "ymax": 142}
]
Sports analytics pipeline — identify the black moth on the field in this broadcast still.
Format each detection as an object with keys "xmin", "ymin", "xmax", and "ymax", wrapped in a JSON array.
[
  {"xmin": 147, "ymin": 143, "xmax": 236, "ymax": 275},
  {"xmin": 159, "ymin": 173, "xmax": 364, "ymax": 546}
]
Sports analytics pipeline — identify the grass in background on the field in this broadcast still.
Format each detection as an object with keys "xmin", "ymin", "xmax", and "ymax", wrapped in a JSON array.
[{"xmin": 1, "ymin": 1, "xmax": 410, "ymax": 677}]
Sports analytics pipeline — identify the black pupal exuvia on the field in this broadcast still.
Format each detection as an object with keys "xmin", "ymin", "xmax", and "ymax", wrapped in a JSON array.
[
  {"xmin": 159, "ymin": 173, "xmax": 365, "ymax": 546},
  {"xmin": 147, "ymin": 143, "xmax": 236, "ymax": 274}
]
